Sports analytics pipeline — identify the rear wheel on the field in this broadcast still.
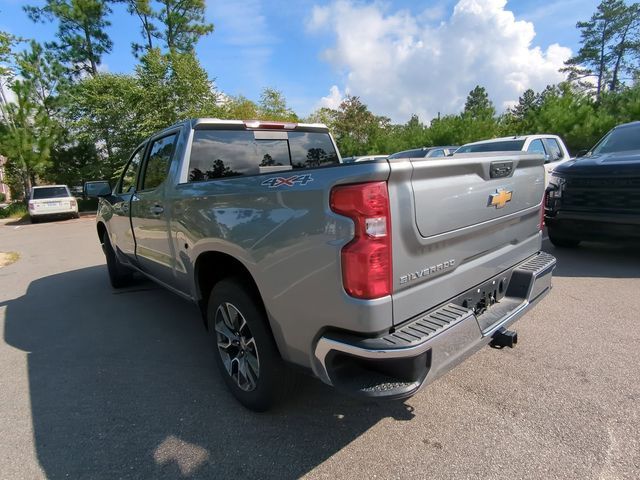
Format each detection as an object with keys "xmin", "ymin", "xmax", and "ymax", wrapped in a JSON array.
[
  {"xmin": 102, "ymin": 231, "xmax": 132, "ymax": 288},
  {"xmin": 207, "ymin": 279, "xmax": 295, "ymax": 411},
  {"xmin": 30, "ymin": 216, "xmax": 39, "ymax": 224},
  {"xmin": 548, "ymin": 227, "xmax": 581, "ymax": 248}
]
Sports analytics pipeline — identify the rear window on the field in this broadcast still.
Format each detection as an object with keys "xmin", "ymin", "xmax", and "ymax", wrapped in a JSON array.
[
  {"xmin": 188, "ymin": 129, "xmax": 339, "ymax": 182},
  {"xmin": 456, "ymin": 140, "xmax": 525, "ymax": 153},
  {"xmin": 32, "ymin": 187, "xmax": 70, "ymax": 199}
]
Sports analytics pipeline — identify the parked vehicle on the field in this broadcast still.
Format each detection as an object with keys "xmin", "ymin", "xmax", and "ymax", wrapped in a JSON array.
[
  {"xmin": 28, "ymin": 185, "xmax": 79, "ymax": 223},
  {"xmin": 544, "ymin": 121, "xmax": 640, "ymax": 247},
  {"xmin": 455, "ymin": 135, "xmax": 571, "ymax": 185},
  {"xmin": 91, "ymin": 118, "xmax": 555, "ymax": 411},
  {"xmin": 389, "ymin": 146, "xmax": 458, "ymax": 159}
]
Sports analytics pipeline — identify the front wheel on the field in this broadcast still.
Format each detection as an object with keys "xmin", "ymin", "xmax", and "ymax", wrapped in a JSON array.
[
  {"xmin": 548, "ymin": 227, "xmax": 581, "ymax": 248},
  {"xmin": 102, "ymin": 231, "xmax": 132, "ymax": 288},
  {"xmin": 207, "ymin": 279, "xmax": 295, "ymax": 411}
]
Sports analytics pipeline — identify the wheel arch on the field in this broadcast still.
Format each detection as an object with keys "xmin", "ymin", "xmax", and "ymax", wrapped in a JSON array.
[{"xmin": 194, "ymin": 251, "xmax": 267, "ymax": 329}]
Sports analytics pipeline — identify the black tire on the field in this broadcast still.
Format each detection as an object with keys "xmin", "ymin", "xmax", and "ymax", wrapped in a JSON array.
[
  {"xmin": 73, "ymin": 212, "xmax": 80, "ymax": 219},
  {"xmin": 548, "ymin": 228, "xmax": 581, "ymax": 248},
  {"xmin": 207, "ymin": 279, "xmax": 295, "ymax": 411},
  {"xmin": 102, "ymin": 231, "xmax": 132, "ymax": 288},
  {"xmin": 30, "ymin": 216, "xmax": 39, "ymax": 224}
]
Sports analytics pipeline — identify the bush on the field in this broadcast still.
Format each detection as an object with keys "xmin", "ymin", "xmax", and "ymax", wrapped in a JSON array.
[
  {"xmin": 0, "ymin": 193, "xmax": 5, "ymax": 203},
  {"xmin": 0, "ymin": 202, "xmax": 28, "ymax": 219}
]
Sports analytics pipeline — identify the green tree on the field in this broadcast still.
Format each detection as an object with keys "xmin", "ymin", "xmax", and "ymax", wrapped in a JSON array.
[
  {"xmin": 331, "ymin": 96, "xmax": 390, "ymax": 156},
  {"xmin": 118, "ymin": 0, "xmax": 158, "ymax": 57},
  {"xmin": 153, "ymin": 0, "xmax": 213, "ymax": 52},
  {"xmin": 562, "ymin": 0, "xmax": 640, "ymax": 97},
  {"xmin": 64, "ymin": 73, "xmax": 142, "ymax": 179},
  {"xmin": 258, "ymin": 88, "xmax": 297, "ymax": 121},
  {"xmin": 24, "ymin": 0, "xmax": 112, "ymax": 76},
  {"xmin": 221, "ymin": 95, "xmax": 259, "ymax": 119},
  {"xmin": 463, "ymin": 85, "xmax": 495, "ymax": 120},
  {"xmin": 135, "ymin": 48, "xmax": 219, "ymax": 135}
]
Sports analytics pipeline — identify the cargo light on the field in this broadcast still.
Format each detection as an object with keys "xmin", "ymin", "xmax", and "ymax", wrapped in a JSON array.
[
  {"xmin": 243, "ymin": 120, "xmax": 297, "ymax": 130},
  {"xmin": 330, "ymin": 181, "xmax": 392, "ymax": 299}
]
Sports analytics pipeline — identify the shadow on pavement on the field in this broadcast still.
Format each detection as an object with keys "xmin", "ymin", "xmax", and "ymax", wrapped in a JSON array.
[
  {"xmin": 2, "ymin": 266, "xmax": 413, "ymax": 479},
  {"xmin": 543, "ymin": 239, "xmax": 640, "ymax": 278}
]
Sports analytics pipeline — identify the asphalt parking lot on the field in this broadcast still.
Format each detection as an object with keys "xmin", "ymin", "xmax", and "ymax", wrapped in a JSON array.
[{"xmin": 0, "ymin": 217, "xmax": 639, "ymax": 480}]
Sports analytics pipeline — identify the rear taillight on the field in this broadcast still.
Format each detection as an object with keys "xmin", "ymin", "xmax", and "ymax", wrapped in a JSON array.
[
  {"xmin": 330, "ymin": 181, "xmax": 392, "ymax": 299},
  {"xmin": 70, "ymin": 199, "xmax": 77, "ymax": 208},
  {"xmin": 28, "ymin": 201, "xmax": 35, "ymax": 211}
]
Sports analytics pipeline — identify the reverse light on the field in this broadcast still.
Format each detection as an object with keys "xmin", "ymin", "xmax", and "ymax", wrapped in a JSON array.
[{"xmin": 330, "ymin": 181, "xmax": 392, "ymax": 299}]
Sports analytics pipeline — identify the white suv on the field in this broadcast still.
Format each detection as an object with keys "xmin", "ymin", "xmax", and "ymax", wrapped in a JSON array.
[
  {"xmin": 455, "ymin": 134, "xmax": 571, "ymax": 185},
  {"xmin": 28, "ymin": 185, "xmax": 79, "ymax": 223}
]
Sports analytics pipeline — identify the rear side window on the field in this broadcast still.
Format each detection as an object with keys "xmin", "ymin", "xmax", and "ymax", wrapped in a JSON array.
[
  {"xmin": 32, "ymin": 186, "xmax": 69, "ymax": 199},
  {"xmin": 142, "ymin": 134, "xmax": 177, "ymax": 190},
  {"xmin": 527, "ymin": 139, "xmax": 547, "ymax": 155},
  {"xmin": 429, "ymin": 149, "xmax": 445, "ymax": 158},
  {"xmin": 188, "ymin": 129, "xmax": 339, "ymax": 182},
  {"xmin": 545, "ymin": 138, "xmax": 564, "ymax": 161}
]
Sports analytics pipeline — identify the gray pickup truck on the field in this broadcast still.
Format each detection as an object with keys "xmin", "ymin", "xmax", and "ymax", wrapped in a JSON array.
[{"xmin": 93, "ymin": 118, "xmax": 556, "ymax": 411}]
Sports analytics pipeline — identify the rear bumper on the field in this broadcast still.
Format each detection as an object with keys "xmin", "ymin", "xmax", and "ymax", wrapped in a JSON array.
[
  {"xmin": 30, "ymin": 207, "xmax": 78, "ymax": 217},
  {"xmin": 312, "ymin": 251, "xmax": 556, "ymax": 399},
  {"xmin": 545, "ymin": 211, "xmax": 640, "ymax": 240}
]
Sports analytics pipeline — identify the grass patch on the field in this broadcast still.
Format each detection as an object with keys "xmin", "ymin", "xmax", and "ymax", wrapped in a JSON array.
[
  {"xmin": 0, "ymin": 251, "xmax": 20, "ymax": 268},
  {"xmin": 0, "ymin": 202, "xmax": 28, "ymax": 219}
]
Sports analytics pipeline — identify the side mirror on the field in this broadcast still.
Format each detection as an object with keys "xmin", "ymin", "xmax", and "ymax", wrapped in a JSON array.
[
  {"xmin": 84, "ymin": 180, "xmax": 111, "ymax": 199},
  {"xmin": 576, "ymin": 149, "xmax": 588, "ymax": 158}
]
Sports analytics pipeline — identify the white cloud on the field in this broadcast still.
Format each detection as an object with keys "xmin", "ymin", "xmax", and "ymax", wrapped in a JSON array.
[
  {"xmin": 318, "ymin": 84, "xmax": 344, "ymax": 109},
  {"xmin": 307, "ymin": 0, "xmax": 572, "ymax": 122}
]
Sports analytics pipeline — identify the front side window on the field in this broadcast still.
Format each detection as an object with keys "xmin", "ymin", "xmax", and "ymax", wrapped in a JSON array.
[
  {"xmin": 142, "ymin": 134, "xmax": 177, "ymax": 190},
  {"xmin": 428, "ymin": 149, "xmax": 445, "ymax": 158},
  {"xmin": 527, "ymin": 139, "xmax": 547, "ymax": 155},
  {"xmin": 545, "ymin": 139, "xmax": 564, "ymax": 162},
  {"xmin": 188, "ymin": 129, "xmax": 339, "ymax": 182},
  {"xmin": 118, "ymin": 147, "xmax": 144, "ymax": 194}
]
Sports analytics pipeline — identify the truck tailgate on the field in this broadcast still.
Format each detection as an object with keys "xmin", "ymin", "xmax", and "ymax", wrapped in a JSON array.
[{"xmin": 388, "ymin": 152, "xmax": 546, "ymax": 325}]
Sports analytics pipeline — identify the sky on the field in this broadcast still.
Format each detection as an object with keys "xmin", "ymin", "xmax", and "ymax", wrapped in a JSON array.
[{"xmin": 0, "ymin": 0, "xmax": 601, "ymax": 123}]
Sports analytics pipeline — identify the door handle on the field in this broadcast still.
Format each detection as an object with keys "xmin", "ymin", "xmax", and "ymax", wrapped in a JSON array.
[{"xmin": 150, "ymin": 204, "xmax": 164, "ymax": 215}]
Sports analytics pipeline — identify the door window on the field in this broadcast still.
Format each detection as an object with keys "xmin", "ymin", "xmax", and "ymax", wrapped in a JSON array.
[
  {"xmin": 428, "ymin": 149, "xmax": 445, "ymax": 158},
  {"xmin": 545, "ymin": 138, "xmax": 564, "ymax": 162},
  {"xmin": 118, "ymin": 147, "xmax": 145, "ymax": 194},
  {"xmin": 527, "ymin": 139, "xmax": 547, "ymax": 156},
  {"xmin": 141, "ymin": 134, "xmax": 177, "ymax": 190}
]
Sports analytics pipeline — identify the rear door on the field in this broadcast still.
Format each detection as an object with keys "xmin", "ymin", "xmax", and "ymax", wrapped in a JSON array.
[
  {"xmin": 109, "ymin": 146, "xmax": 145, "ymax": 260},
  {"xmin": 130, "ymin": 131, "xmax": 179, "ymax": 286}
]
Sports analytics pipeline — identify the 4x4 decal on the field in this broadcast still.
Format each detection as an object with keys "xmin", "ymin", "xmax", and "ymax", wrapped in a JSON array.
[{"xmin": 261, "ymin": 174, "xmax": 313, "ymax": 188}]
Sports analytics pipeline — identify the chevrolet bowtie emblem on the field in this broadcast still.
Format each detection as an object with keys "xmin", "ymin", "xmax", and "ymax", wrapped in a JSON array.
[{"xmin": 488, "ymin": 189, "xmax": 513, "ymax": 209}]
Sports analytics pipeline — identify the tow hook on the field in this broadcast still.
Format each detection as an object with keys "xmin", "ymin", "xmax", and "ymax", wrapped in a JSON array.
[{"xmin": 490, "ymin": 328, "xmax": 518, "ymax": 349}]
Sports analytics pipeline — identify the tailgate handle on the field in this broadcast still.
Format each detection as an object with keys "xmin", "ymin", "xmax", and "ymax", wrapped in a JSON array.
[{"xmin": 490, "ymin": 161, "xmax": 514, "ymax": 178}]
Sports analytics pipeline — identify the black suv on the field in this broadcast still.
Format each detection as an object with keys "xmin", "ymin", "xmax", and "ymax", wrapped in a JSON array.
[{"xmin": 545, "ymin": 121, "xmax": 640, "ymax": 247}]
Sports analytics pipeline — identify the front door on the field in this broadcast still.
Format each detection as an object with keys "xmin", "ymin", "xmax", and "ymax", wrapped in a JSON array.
[
  {"xmin": 130, "ymin": 132, "xmax": 179, "ymax": 287},
  {"xmin": 109, "ymin": 146, "xmax": 145, "ymax": 262}
]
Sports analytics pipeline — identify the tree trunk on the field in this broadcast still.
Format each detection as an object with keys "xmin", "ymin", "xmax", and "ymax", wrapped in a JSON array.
[{"xmin": 83, "ymin": 22, "xmax": 98, "ymax": 76}]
